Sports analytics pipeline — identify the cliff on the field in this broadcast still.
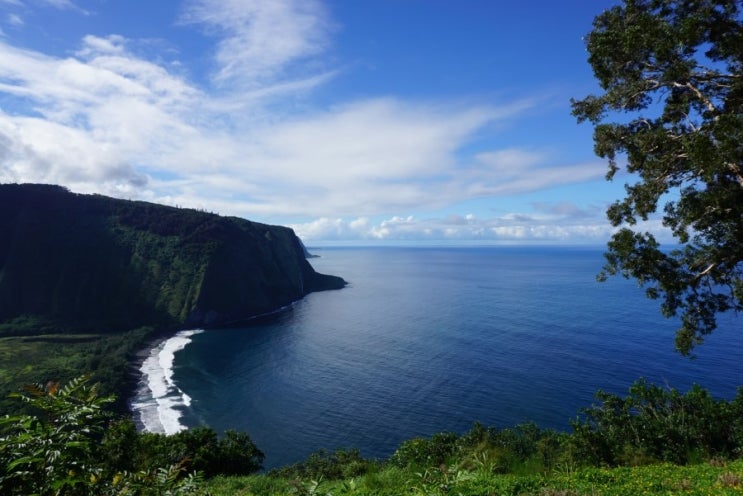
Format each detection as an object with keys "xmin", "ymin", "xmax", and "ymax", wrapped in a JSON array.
[{"xmin": 0, "ymin": 183, "xmax": 345, "ymax": 334}]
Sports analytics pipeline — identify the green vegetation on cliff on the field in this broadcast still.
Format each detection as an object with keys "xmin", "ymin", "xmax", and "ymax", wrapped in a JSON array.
[
  {"xmin": 0, "ymin": 183, "xmax": 344, "ymax": 333},
  {"xmin": 0, "ymin": 183, "xmax": 345, "ymax": 411}
]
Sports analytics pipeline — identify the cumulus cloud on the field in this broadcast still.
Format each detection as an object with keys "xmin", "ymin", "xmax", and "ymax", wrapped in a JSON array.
[
  {"xmin": 0, "ymin": 35, "xmax": 205, "ymax": 195},
  {"xmin": 290, "ymin": 210, "xmax": 625, "ymax": 245}
]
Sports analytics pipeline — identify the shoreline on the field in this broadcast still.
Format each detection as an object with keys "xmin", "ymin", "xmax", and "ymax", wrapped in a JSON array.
[
  {"xmin": 126, "ymin": 301, "xmax": 301, "ymax": 434},
  {"xmin": 130, "ymin": 329, "xmax": 204, "ymax": 434},
  {"xmin": 127, "ymin": 331, "xmax": 171, "ymax": 430}
]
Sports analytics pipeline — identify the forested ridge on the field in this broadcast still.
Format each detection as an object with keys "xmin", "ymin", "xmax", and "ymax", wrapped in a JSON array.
[
  {"xmin": 0, "ymin": 183, "xmax": 344, "ymax": 412},
  {"xmin": 0, "ymin": 183, "xmax": 344, "ymax": 333}
]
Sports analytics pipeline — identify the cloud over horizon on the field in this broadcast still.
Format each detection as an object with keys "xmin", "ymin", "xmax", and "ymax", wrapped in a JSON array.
[{"xmin": 289, "ymin": 206, "xmax": 628, "ymax": 245}]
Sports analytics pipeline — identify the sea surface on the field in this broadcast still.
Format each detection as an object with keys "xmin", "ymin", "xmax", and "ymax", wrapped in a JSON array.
[{"xmin": 131, "ymin": 246, "xmax": 743, "ymax": 469}]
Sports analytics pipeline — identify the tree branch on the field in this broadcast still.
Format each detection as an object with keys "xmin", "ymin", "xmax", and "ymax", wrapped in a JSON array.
[{"xmin": 671, "ymin": 81, "xmax": 718, "ymax": 115}]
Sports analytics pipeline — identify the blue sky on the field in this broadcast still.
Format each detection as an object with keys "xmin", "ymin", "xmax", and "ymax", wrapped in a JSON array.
[{"xmin": 0, "ymin": 0, "xmax": 664, "ymax": 245}]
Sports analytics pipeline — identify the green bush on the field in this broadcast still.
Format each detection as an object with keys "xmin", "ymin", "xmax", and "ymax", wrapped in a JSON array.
[
  {"xmin": 390, "ymin": 431, "xmax": 459, "ymax": 468},
  {"xmin": 0, "ymin": 376, "xmax": 113, "ymax": 495},
  {"xmin": 269, "ymin": 448, "xmax": 373, "ymax": 480},
  {"xmin": 570, "ymin": 379, "xmax": 743, "ymax": 466},
  {"xmin": 104, "ymin": 422, "xmax": 265, "ymax": 478},
  {"xmin": 0, "ymin": 375, "xmax": 265, "ymax": 495},
  {"xmin": 454, "ymin": 422, "xmax": 568, "ymax": 476},
  {"xmin": 0, "ymin": 375, "xmax": 203, "ymax": 495}
]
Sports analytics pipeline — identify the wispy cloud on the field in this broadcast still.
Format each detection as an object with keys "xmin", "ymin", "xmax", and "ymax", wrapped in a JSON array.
[
  {"xmin": 180, "ymin": 0, "xmax": 331, "ymax": 88},
  {"xmin": 38, "ymin": 0, "xmax": 88, "ymax": 14},
  {"xmin": 462, "ymin": 151, "xmax": 604, "ymax": 197},
  {"xmin": 2, "ymin": 0, "xmax": 89, "ymax": 37},
  {"xmin": 0, "ymin": 28, "xmax": 569, "ymax": 217},
  {"xmin": 0, "ymin": 35, "xmax": 200, "ymax": 194},
  {"xmin": 6, "ymin": 14, "xmax": 23, "ymax": 27}
]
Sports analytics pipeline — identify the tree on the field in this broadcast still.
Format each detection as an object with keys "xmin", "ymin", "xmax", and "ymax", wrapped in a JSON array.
[
  {"xmin": 571, "ymin": 0, "xmax": 743, "ymax": 355},
  {"xmin": 570, "ymin": 379, "xmax": 743, "ymax": 465}
]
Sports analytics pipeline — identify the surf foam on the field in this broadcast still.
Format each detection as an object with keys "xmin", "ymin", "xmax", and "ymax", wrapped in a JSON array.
[{"xmin": 131, "ymin": 329, "xmax": 203, "ymax": 435}]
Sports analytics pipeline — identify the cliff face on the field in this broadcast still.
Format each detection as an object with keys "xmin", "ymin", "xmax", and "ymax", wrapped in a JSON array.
[{"xmin": 0, "ymin": 184, "xmax": 345, "ymax": 333}]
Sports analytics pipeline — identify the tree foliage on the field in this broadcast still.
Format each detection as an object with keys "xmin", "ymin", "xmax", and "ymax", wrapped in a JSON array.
[
  {"xmin": 0, "ymin": 375, "xmax": 114, "ymax": 494},
  {"xmin": 129, "ymin": 426, "xmax": 264, "ymax": 478},
  {"xmin": 571, "ymin": 0, "xmax": 743, "ymax": 354},
  {"xmin": 0, "ymin": 376, "xmax": 205, "ymax": 495},
  {"xmin": 0, "ymin": 376, "xmax": 263, "ymax": 495}
]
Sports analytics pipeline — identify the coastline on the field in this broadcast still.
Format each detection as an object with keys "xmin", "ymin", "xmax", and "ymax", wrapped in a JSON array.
[
  {"xmin": 128, "ymin": 332, "xmax": 171, "ymax": 430},
  {"xmin": 130, "ymin": 329, "xmax": 204, "ymax": 434},
  {"xmin": 126, "ymin": 301, "xmax": 301, "ymax": 434}
]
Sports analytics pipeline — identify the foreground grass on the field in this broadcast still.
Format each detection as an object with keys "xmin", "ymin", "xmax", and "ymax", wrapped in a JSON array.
[{"xmin": 205, "ymin": 458, "xmax": 743, "ymax": 495}]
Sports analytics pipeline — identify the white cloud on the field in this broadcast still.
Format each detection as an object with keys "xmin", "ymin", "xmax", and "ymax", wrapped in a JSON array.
[
  {"xmin": 476, "ymin": 149, "xmax": 545, "ymax": 173},
  {"xmin": 75, "ymin": 34, "xmax": 127, "ymax": 57},
  {"xmin": 39, "ymin": 0, "xmax": 88, "ymax": 14},
  {"xmin": 291, "ymin": 212, "xmax": 676, "ymax": 245},
  {"xmin": 180, "ymin": 0, "xmax": 331, "ymax": 88},
  {"xmin": 289, "ymin": 212, "xmax": 617, "ymax": 244},
  {"xmin": 253, "ymin": 98, "xmax": 517, "ymax": 183},
  {"xmin": 462, "ymin": 151, "xmax": 605, "ymax": 197},
  {"xmin": 0, "ymin": 34, "xmax": 599, "ymax": 217},
  {"xmin": 2, "ymin": 0, "xmax": 90, "ymax": 15},
  {"xmin": 1, "ymin": 0, "xmax": 88, "ymax": 35},
  {"xmin": 0, "ymin": 37, "xmax": 201, "ymax": 195},
  {"xmin": 0, "ymin": 0, "xmax": 613, "ymax": 242}
]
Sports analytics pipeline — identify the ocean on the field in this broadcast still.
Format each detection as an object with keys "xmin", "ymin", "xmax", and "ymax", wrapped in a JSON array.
[{"xmin": 131, "ymin": 246, "xmax": 743, "ymax": 469}]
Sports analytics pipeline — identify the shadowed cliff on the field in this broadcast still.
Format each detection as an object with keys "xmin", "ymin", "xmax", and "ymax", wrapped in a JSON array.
[{"xmin": 0, "ymin": 183, "xmax": 345, "ymax": 334}]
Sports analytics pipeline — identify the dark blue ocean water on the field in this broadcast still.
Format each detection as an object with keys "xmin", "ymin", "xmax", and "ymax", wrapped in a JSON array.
[{"xmin": 167, "ymin": 247, "xmax": 742, "ymax": 469}]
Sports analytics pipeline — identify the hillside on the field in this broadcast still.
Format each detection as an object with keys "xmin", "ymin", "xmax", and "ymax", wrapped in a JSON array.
[
  {"xmin": 0, "ymin": 183, "xmax": 345, "ymax": 409},
  {"xmin": 0, "ymin": 183, "xmax": 345, "ymax": 334}
]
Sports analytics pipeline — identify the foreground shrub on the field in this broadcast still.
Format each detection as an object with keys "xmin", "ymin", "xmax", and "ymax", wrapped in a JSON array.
[
  {"xmin": 269, "ymin": 448, "xmax": 373, "ymax": 480},
  {"xmin": 0, "ymin": 375, "xmax": 203, "ymax": 495},
  {"xmin": 570, "ymin": 378, "xmax": 743, "ymax": 466},
  {"xmin": 390, "ymin": 431, "xmax": 459, "ymax": 468},
  {"xmin": 0, "ymin": 376, "xmax": 113, "ymax": 494},
  {"xmin": 131, "ymin": 426, "xmax": 264, "ymax": 478},
  {"xmin": 0, "ymin": 375, "xmax": 266, "ymax": 494},
  {"xmin": 455, "ymin": 422, "xmax": 569, "ymax": 476}
]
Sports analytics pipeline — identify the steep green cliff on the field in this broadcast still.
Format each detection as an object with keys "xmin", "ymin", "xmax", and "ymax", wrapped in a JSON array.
[{"xmin": 0, "ymin": 183, "xmax": 345, "ymax": 334}]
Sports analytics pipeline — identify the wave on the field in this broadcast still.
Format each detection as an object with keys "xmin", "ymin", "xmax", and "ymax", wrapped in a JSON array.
[{"xmin": 131, "ymin": 329, "xmax": 203, "ymax": 435}]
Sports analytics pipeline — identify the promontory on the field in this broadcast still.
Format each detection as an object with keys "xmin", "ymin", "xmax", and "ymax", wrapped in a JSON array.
[{"xmin": 0, "ymin": 183, "xmax": 346, "ymax": 334}]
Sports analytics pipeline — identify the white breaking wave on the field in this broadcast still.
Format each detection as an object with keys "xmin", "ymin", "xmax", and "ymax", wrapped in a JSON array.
[{"xmin": 131, "ymin": 329, "xmax": 203, "ymax": 435}]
